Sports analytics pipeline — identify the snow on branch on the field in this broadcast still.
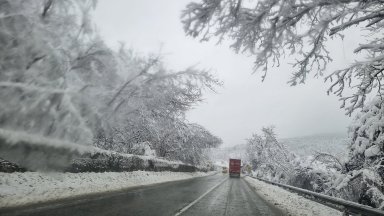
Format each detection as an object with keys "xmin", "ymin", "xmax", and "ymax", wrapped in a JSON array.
[
  {"xmin": 182, "ymin": 0, "xmax": 384, "ymax": 114},
  {"xmin": 0, "ymin": 0, "xmax": 223, "ymax": 169}
]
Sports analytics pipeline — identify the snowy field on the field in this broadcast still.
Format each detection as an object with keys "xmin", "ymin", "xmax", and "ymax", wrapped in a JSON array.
[
  {"xmin": 0, "ymin": 171, "xmax": 215, "ymax": 208},
  {"xmin": 245, "ymin": 177, "xmax": 342, "ymax": 216}
]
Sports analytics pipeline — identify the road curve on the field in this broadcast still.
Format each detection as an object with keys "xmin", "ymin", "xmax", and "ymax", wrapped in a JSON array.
[{"xmin": 0, "ymin": 173, "xmax": 283, "ymax": 216}]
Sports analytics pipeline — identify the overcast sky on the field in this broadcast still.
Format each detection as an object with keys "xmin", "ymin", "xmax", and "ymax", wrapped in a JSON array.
[{"xmin": 93, "ymin": 0, "xmax": 357, "ymax": 146}]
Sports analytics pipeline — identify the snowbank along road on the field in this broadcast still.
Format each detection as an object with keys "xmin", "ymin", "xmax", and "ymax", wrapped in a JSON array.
[{"xmin": 0, "ymin": 173, "xmax": 341, "ymax": 216}]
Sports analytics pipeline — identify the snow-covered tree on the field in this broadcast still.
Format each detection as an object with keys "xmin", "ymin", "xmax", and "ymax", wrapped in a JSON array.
[
  {"xmin": 182, "ymin": 0, "xmax": 384, "ymax": 207},
  {"xmin": 182, "ymin": 0, "xmax": 384, "ymax": 115},
  {"xmin": 175, "ymin": 123, "xmax": 222, "ymax": 165},
  {"xmin": 246, "ymin": 127, "xmax": 295, "ymax": 182},
  {"xmin": 0, "ymin": 0, "xmax": 112, "ymax": 144},
  {"xmin": 328, "ymin": 97, "xmax": 384, "ymax": 209},
  {"xmin": 245, "ymin": 127, "xmax": 344, "ymax": 193},
  {"xmin": 92, "ymin": 48, "xmax": 222, "ymax": 164},
  {"xmin": 347, "ymin": 98, "xmax": 384, "ymax": 171},
  {"xmin": 0, "ymin": 0, "xmax": 223, "ymax": 168}
]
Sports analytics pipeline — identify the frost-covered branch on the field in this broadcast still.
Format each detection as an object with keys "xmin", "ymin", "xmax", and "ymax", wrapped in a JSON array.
[
  {"xmin": 312, "ymin": 151, "xmax": 344, "ymax": 171},
  {"xmin": 182, "ymin": 0, "xmax": 384, "ymax": 114},
  {"xmin": 246, "ymin": 127, "xmax": 295, "ymax": 180}
]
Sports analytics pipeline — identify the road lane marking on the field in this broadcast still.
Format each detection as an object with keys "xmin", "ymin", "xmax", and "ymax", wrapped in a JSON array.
[
  {"xmin": 223, "ymin": 179, "xmax": 233, "ymax": 215},
  {"xmin": 174, "ymin": 177, "xmax": 228, "ymax": 216}
]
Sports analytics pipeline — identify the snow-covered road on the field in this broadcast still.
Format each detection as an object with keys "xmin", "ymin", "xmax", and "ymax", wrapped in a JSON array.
[{"xmin": 0, "ymin": 172, "xmax": 343, "ymax": 216}]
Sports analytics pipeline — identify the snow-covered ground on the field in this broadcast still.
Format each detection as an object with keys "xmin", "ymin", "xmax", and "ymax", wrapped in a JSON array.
[
  {"xmin": 0, "ymin": 171, "xmax": 215, "ymax": 208},
  {"xmin": 244, "ymin": 177, "xmax": 343, "ymax": 216}
]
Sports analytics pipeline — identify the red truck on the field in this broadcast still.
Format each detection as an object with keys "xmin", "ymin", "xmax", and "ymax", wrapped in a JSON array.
[{"xmin": 229, "ymin": 159, "xmax": 241, "ymax": 177}]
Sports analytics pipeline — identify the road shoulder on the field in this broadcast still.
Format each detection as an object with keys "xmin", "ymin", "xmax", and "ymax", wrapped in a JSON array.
[
  {"xmin": 244, "ymin": 176, "xmax": 343, "ymax": 216},
  {"xmin": 0, "ymin": 171, "xmax": 216, "ymax": 209}
]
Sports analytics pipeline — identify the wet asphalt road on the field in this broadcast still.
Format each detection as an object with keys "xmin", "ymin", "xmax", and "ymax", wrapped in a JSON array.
[
  {"xmin": 181, "ymin": 177, "xmax": 282, "ymax": 216},
  {"xmin": 1, "ymin": 173, "xmax": 282, "ymax": 216}
]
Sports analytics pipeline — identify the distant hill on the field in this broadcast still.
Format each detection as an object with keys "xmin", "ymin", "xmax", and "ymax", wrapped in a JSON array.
[
  {"xmin": 279, "ymin": 133, "xmax": 349, "ymax": 158},
  {"xmin": 210, "ymin": 143, "xmax": 247, "ymax": 167},
  {"xmin": 211, "ymin": 133, "xmax": 349, "ymax": 165}
]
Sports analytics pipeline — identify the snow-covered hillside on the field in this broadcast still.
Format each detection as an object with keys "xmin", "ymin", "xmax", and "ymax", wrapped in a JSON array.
[
  {"xmin": 210, "ymin": 144, "xmax": 247, "ymax": 167},
  {"xmin": 211, "ymin": 133, "xmax": 349, "ymax": 165},
  {"xmin": 280, "ymin": 133, "xmax": 348, "ymax": 158}
]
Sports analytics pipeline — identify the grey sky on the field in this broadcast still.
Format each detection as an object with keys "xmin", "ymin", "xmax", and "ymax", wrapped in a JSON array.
[{"xmin": 93, "ymin": 0, "xmax": 355, "ymax": 146}]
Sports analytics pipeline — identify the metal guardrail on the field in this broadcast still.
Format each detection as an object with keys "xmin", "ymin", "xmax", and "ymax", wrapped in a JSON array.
[{"xmin": 249, "ymin": 176, "xmax": 384, "ymax": 216}]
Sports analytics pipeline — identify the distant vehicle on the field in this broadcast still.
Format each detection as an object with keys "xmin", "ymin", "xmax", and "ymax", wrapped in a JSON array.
[
  {"xmin": 229, "ymin": 159, "xmax": 241, "ymax": 177},
  {"xmin": 222, "ymin": 167, "xmax": 228, "ymax": 173}
]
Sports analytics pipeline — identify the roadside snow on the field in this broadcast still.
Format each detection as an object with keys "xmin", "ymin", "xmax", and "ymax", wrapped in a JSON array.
[
  {"xmin": 0, "ymin": 171, "xmax": 215, "ymax": 208},
  {"xmin": 245, "ymin": 177, "xmax": 343, "ymax": 216}
]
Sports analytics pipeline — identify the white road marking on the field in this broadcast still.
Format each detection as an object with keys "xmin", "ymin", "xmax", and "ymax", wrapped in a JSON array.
[{"xmin": 174, "ymin": 177, "xmax": 228, "ymax": 216}]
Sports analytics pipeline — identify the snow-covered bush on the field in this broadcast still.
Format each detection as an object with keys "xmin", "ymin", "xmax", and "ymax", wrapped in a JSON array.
[
  {"xmin": 0, "ymin": 158, "xmax": 26, "ymax": 173},
  {"xmin": 130, "ymin": 142, "xmax": 156, "ymax": 157},
  {"xmin": 346, "ymin": 98, "xmax": 384, "ymax": 172},
  {"xmin": 69, "ymin": 150, "xmax": 202, "ymax": 173},
  {"xmin": 289, "ymin": 156, "xmax": 339, "ymax": 193},
  {"xmin": 173, "ymin": 123, "xmax": 222, "ymax": 165},
  {"xmin": 245, "ymin": 117, "xmax": 384, "ymax": 208},
  {"xmin": 329, "ymin": 98, "xmax": 384, "ymax": 209},
  {"xmin": 330, "ymin": 169, "xmax": 384, "ymax": 209},
  {"xmin": 246, "ymin": 127, "xmax": 341, "ymax": 193},
  {"xmin": 246, "ymin": 127, "xmax": 295, "ymax": 183}
]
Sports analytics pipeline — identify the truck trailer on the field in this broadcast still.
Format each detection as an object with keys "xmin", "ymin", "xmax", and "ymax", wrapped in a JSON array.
[{"xmin": 229, "ymin": 159, "xmax": 241, "ymax": 178}]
